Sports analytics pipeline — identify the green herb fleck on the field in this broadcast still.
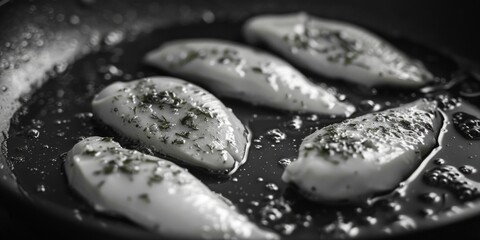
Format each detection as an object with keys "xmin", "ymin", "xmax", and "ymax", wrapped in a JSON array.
[
  {"xmin": 172, "ymin": 138, "xmax": 186, "ymax": 145},
  {"xmin": 175, "ymin": 131, "xmax": 191, "ymax": 139},
  {"xmin": 148, "ymin": 174, "xmax": 164, "ymax": 186},
  {"xmin": 101, "ymin": 137, "xmax": 114, "ymax": 142},
  {"xmin": 138, "ymin": 193, "xmax": 150, "ymax": 203},
  {"xmin": 151, "ymin": 114, "xmax": 173, "ymax": 130}
]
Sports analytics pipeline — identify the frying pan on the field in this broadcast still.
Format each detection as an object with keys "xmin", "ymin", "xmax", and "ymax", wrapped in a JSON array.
[{"xmin": 1, "ymin": 0, "xmax": 480, "ymax": 239}]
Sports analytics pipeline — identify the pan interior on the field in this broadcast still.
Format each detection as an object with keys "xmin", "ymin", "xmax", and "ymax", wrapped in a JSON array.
[{"xmin": 6, "ymin": 19, "xmax": 480, "ymax": 239}]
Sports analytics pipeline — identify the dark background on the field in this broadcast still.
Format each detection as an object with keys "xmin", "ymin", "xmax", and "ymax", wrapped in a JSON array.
[{"xmin": 1, "ymin": 0, "xmax": 480, "ymax": 239}]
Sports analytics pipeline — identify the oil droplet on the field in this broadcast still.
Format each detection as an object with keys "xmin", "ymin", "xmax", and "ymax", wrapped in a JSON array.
[
  {"xmin": 35, "ymin": 39, "xmax": 44, "ymax": 47},
  {"xmin": 277, "ymin": 158, "xmax": 293, "ymax": 168},
  {"xmin": 266, "ymin": 129, "xmax": 286, "ymax": 143},
  {"xmin": 359, "ymin": 99, "xmax": 381, "ymax": 112},
  {"xmin": 378, "ymin": 199, "xmax": 401, "ymax": 212},
  {"xmin": 452, "ymin": 112, "xmax": 480, "ymax": 140},
  {"xmin": 202, "ymin": 10, "xmax": 215, "ymax": 23},
  {"xmin": 385, "ymin": 215, "xmax": 416, "ymax": 233},
  {"xmin": 459, "ymin": 165, "xmax": 477, "ymax": 175},
  {"xmin": 1, "ymin": 86, "xmax": 8, "ymax": 92},
  {"xmin": 36, "ymin": 184, "xmax": 46, "ymax": 192},
  {"xmin": 433, "ymin": 158, "xmax": 446, "ymax": 165},
  {"xmin": 275, "ymin": 223, "xmax": 296, "ymax": 235},
  {"xmin": 286, "ymin": 116, "xmax": 302, "ymax": 130},
  {"xmin": 104, "ymin": 31, "xmax": 125, "ymax": 46},
  {"xmin": 320, "ymin": 218, "xmax": 359, "ymax": 238},
  {"xmin": 27, "ymin": 129, "xmax": 40, "ymax": 139},
  {"xmin": 419, "ymin": 208, "xmax": 435, "ymax": 217},
  {"xmin": 435, "ymin": 94, "xmax": 461, "ymax": 111},
  {"xmin": 265, "ymin": 183, "xmax": 279, "ymax": 191},
  {"xmin": 424, "ymin": 165, "xmax": 479, "ymax": 201},
  {"xmin": 359, "ymin": 216, "xmax": 377, "ymax": 225},
  {"xmin": 73, "ymin": 209, "xmax": 83, "ymax": 221},
  {"xmin": 418, "ymin": 192, "xmax": 441, "ymax": 204},
  {"xmin": 69, "ymin": 15, "xmax": 80, "ymax": 25},
  {"xmin": 259, "ymin": 198, "xmax": 291, "ymax": 224},
  {"xmin": 306, "ymin": 114, "xmax": 318, "ymax": 122}
]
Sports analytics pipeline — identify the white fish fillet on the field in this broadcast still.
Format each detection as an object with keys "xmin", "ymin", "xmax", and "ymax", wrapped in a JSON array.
[
  {"xmin": 282, "ymin": 99, "xmax": 443, "ymax": 202},
  {"xmin": 243, "ymin": 12, "xmax": 433, "ymax": 88},
  {"xmin": 144, "ymin": 39, "xmax": 355, "ymax": 116},
  {"xmin": 65, "ymin": 137, "xmax": 278, "ymax": 239},
  {"xmin": 92, "ymin": 77, "xmax": 249, "ymax": 173}
]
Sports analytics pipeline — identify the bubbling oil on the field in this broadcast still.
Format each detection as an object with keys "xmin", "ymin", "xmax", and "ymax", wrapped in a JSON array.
[{"xmin": 6, "ymin": 21, "xmax": 480, "ymax": 239}]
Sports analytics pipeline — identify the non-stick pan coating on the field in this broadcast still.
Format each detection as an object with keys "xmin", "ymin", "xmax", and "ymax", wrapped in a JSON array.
[{"xmin": 1, "ymin": 1, "xmax": 480, "ymax": 239}]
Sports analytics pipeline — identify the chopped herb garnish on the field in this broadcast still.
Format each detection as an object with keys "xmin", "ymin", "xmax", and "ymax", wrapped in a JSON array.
[
  {"xmin": 160, "ymin": 136, "xmax": 169, "ymax": 144},
  {"xmin": 193, "ymin": 143, "xmax": 203, "ymax": 151},
  {"xmin": 172, "ymin": 138, "xmax": 186, "ymax": 145},
  {"xmin": 150, "ymin": 114, "xmax": 173, "ymax": 130},
  {"xmin": 103, "ymin": 164, "xmax": 116, "ymax": 174},
  {"xmin": 97, "ymin": 180, "xmax": 106, "ymax": 188},
  {"xmin": 189, "ymin": 106, "xmax": 215, "ymax": 118},
  {"xmin": 148, "ymin": 174, "xmax": 164, "ymax": 186},
  {"xmin": 251, "ymin": 66, "xmax": 263, "ymax": 73},
  {"xmin": 206, "ymin": 143, "xmax": 215, "ymax": 151},
  {"xmin": 101, "ymin": 137, "xmax": 114, "ymax": 142},
  {"xmin": 180, "ymin": 112, "xmax": 199, "ymax": 130},
  {"xmin": 175, "ymin": 131, "xmax": 191, "ymax": 139},
  {"xmin": 175, "ymin": 50, "xmax": 200, "ymax": 66},
  {"xmin": 83, "ymin": 145, "xmax": 98, "ymax": 156},
  {"xmin": 138, "ymin": 193, "xmax": 150, "ymax": 203}
]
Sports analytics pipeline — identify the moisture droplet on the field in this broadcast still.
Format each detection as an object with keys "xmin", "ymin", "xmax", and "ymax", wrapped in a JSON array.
[
  {"xmin": 36, "ymin": 184, "xmax": 46, "ymax": 192},
  {"xmin": 27, "ymin": 129, "xmax": 40, "ymax": 139},
  {"xmin": 320, "ymin": 219, "xmax": 359, "ymax": 238},
  {"xmin": 286, "ymin": 116, "xmax": 302, "ymax": 130},
  {"xmin": 359, "ymin": 99, "xmax": 381, "ymax": 112},
  {"xmin": 435, "ymin": 95, "xmax": 461, "ymax": 111},
  {"xmin": 35, "ymin": 39, "xmax": 44, "ymax": 47},
  {"xmin": 306, "ymin": 114, "xmax": 318, "ymax": 122},
  {"xmin": 278, "ymin": 158, "xmax": 293, "ymax": 168},
  {"xmin": 104, "ymin": 31, "xmax": 125, "ymax": 46},
  {"xmin": 266, "ymin": 129, "xmax": 286, "ymax": 143},
  {"xmin": 274, "ymin": 223, "xmax": 296, "ymax": 235},
  {"xmin": 386, "ymin": 215, "xmax": 416, "ymax": 232},
  {"xmin": 202, "ymin": 10, "xmax": 215, "ymax": 23},
  {"xmin": 459, "ymin": 165, "xmax": 477, "ymax": 175},
  {"xmin": 265, "ymin": 183, "xmax": 279, "ymax": 191},
  {"xmin": 54, "ymin": 63, "xmax": 68, "ymax": 74},
  {"xmin": 419, "ymin": 208, "xmax": 435, "ymax": 217},
  {"xmin": 259, "ymin": 198, "xmax": 291, "ymax": 224},
  {"xmin": 254, "ymin": 144, "xmax": 262, "ymax": 149},
  {"xmin": 69, "ymin": 15, "xmax": 80, "ymax": 25},
  {"xmin": 433, "ymin": 158, "xmax": 446, "ymax": 165},
  {"xmin": 74, "ymin": 112, "xmax": 93, "ymax": 119},
  {"xmin": 1, "ymin": 86, "xmax": 7, "ymax": 92},
  {"xmin": 423, "ymin": 165, "xmax": 479, "ymax": 201},
  {"xmin": 73, "ymin": 209, "xmax": 83, "ymax": 221},
  {"xmin": 452, "ymin": 112, "xmax": 480, "ymax": 140},
  {"xmin": 359, "ymin": 216, "xmax": 377, "ymax": 225},
  {"xmin": 418, "ymin": 192, "xmax": 441, "ymax": 204},
  {"xmin": 378, "ymin": 199, "xmax": 401, "ymax": 212}
]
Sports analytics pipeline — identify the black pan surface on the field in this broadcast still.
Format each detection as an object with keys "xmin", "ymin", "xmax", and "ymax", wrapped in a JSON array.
[{"xmin": 2, "ymin": 1, "xmax": 480, "ymax": 240}]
